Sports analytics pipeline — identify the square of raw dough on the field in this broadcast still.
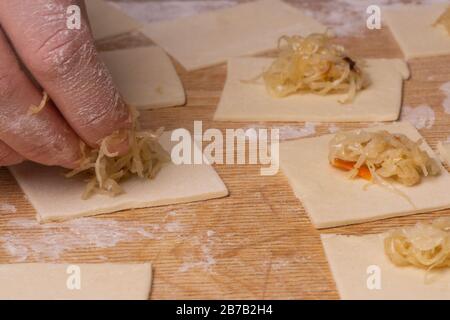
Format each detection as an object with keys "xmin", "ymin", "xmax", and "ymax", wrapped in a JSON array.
[
  {"xmin": 0, "ymin": 263, "xmax": 152, "ymax": 300},
  {"xmin": 100, "ymin": 46, "xmax": 186, "ymax": 109},
  {"xmin": 9, "ymin": 131, "xmax": 228, "ymax": 223},
  {"xmin": 279, "ymin": 122, "xmax": 450, "ymax": 229},
  {"xmin": 86, "ymin": 0, "xmax": 141, "ymax": 40},
  {"xmin": 321, "ymin": 233, "xmax": 450, "ymax": 299},
  {"xmin": 214, "ymin": 57, "xmax": 410, "ymax": 122},
  {"xmin": 384, "ymin": 4, "xmax": 450, "ymax": 59},
  {"xmin": 140, "ymin": 0, "xmax": 326, "ymax": 71}
]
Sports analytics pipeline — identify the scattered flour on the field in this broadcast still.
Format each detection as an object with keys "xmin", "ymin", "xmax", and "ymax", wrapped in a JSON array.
[
  {"xmin": 400, "ymin": 105, "xmax": 435, "ymax": 129},
  {"xmin": 112, "ymin": 0, "xmax": 237, "ymax": 23},
  {"xmin": 271, "ymin": 259, "xmax": 290, "ymax": 271},
  {"xmin": 0, "ymin": 203, "xmax": 17, "ymax": 214},
  {"xmin": 328, "ymin": 124, "xmax": 340, "ymax": 133},
  {"xmin": 113, "ymin": 0, "xmax": 378, "ymax": 37},
  {"xmin": 0, "ymin": 214, "xmax": 184, "ymax": 262},
  {"xmin": 167, "ymin": 210, "xmax": 177, "ymax": 217},
  {"xmin": 178, "ymin": 230, "xmax": 216, "ymax": 273},
  {"xmin": 440, "ymin": 82, "xmax": 450, "ymax": 114},
  {"xmin": 164, "ymin": 221, "xmax": 183, "ymax": 233},
  {"xmin": 276, "ymin": 123, "xmax": 317, "ymax": 140},
  {"xmin": 111, "ymin": 0, "xmax": 449, "ymax": 38},
  {"xmin": 245, "ymin": 122, "xmax": 316, "ymax": 141},
  {"xmin": 302, "ymin": 0, "xmax": 448, "ymax": 37}
]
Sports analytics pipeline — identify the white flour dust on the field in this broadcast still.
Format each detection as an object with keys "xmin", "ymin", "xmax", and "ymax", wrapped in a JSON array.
[
  {"xmin": 178, "ymin": 230, "xmax": 217, "ymax": 273},
  {"xmin": 114, "ymin": 0, "xmax": 371, "ymax": 36},
  {"xmin": 303, "ymin": 0, "xmax": 448, "ymax": 37},
  {"xmin": 271, "ymin": 258, "xmax": 290, "ymax": 271},
  {"xmin": 440, "ymin": 82, "xmax": 450, "ymax": 114},
  {"xmin": 0, "ymin": 214, "xmax": 184, "ymax": 262},
  {"xmin": 276, "ymin": 123, "xmax": 317, "ymax": 140},
  {"xmin": 301, "ymin": 0, "xmax": 384, "ymax": 37},
  {"xmin": 328, "ymin": 124, "xmax": 340, "ymax": 133},
  {"xmin": 245, "ymin": 122, "xmax": 316, "ymax": 141},
  {"xmin": 112, "ymin": 0, "xmax": 236, "ymax": 23},
  {"xmin": 164, "ymin": 221, "xmax": 183, "ymax": 233},
  {"xmin": 0, "ymin": 203, "xmax": 17, "ymax": 214},
  {"xmin": 400, "ymin": 105, "xmax": 435, "ymax": 129},
  {"xmin": 111, "ymin": 0, "xmax": 450, "ymax": 38}
]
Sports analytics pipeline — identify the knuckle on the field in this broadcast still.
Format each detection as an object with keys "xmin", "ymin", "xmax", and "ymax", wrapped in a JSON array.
[
  {"xmin": 29, "ymin": 28, "xmax": 94, "ymax": 80},
  {"xmin": 0, "ymin": 145, "xmax": 22, "ymax": 166},
  {"xmin": 22, "ymin": 141, "xmax": 63, "ymax": 166},
  {"xmin": 77, "ymin": 94, "xmax": 131, "ymax": 144},
  {"xmin": 0, "ymin": 67, "xmax": 21, "ymax": 101},
  {"xmin": 19, "ymin": 127, "xmax": 79, "ymax": 167},
  {"xmin": 0, "ymin": 146, "xmax": 11, "ymax": 161},
  {"xmin": 21, "ymin": 140, "xmax": 52, "ymax": 162}
]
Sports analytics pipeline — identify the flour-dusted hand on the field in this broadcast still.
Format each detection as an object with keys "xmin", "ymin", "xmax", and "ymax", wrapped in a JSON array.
[{"xmin": 0, "ymin": 0, "xmax": 131, "ymax": 168}]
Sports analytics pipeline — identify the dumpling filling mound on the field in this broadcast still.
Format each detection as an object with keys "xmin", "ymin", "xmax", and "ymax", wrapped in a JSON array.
[
  {"xmin": 66, "ymin": 108, "xmax": 169, "ymax": 199},
  {"xmin": 434, "ymin": 6, "xmax": 450, "ymax": 35},
  {"xmin": 385, "ymin": 218, "xmax": 450, "ymax": 270},
  {"xmin": 328, "ymin": 130, "xmax": 440, "ymax": 186},
  {"xmin": 262, "ymin": 32, "xmax": 368, "ymax": 103}
]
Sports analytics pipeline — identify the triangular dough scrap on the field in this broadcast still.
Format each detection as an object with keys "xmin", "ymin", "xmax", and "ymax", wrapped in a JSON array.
[
  {"xmin": 86, "ymin": 0, "xmax": 141, "ymax": 40},
  {"xmin": 384, "ymin": 3, "xmax": 450, "ymax": 59},
  {"xmin": 321, "ymin": 233, "xmax": 450, "ymax": 299},
  {"xmin": 100, "ymin": 46, "xmax": 186, "ymax": 109},
  {"xmin": 0, "ymin": 263, "xmax": 152, "ymax": 300},
  {"xmin": 280, "ymin": 122, "xmax": 450, "ymax": 229},
  {"xmin": 9, "ymin": 131, "xmax": 228, "ymax": 223},
  {"xmin": 140, "ymin": 0, "xmax": 326, "ymax": 71},
  {"xmin": 214, "ymin": 57, "xmax": 409, "ymax": 122}
]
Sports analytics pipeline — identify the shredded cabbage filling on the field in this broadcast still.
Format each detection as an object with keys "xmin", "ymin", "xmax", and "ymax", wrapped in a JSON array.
[
  {"xmin": 329, "ymin": 130, "xmax": 440, "ymax": 187},
  {"xmin": 434, "ymin": 6, "xmax": 450, "ymax": 35},
  {"xmin": 385, "ymin": 218, "xmax": 450, "ymax": 270},
  {"xmin": 66, "ymin": 108, "xmax": 169, "ymax": 199},
  {"xmin": 28, "ymin": 92, "xmax": 49, "ymax": 115},
  {"xmin": 262, "ymin": 32, "xmax": 368, "ymax": 103}
]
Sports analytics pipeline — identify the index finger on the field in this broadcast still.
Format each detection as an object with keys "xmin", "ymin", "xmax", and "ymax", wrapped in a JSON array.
[{"xmin": 0, "ymin": 0, "xmax": 132, "ymax": 149}]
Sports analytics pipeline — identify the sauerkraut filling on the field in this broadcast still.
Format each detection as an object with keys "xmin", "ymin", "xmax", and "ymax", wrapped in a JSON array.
[
  {"xmin": 385, "ymin": 218, "xmax": 450, "ymax": 270},
  {"xmin": 28, "ymin": 92, "xmax": 49, "ymax": 115},
  {"xmin": 66, "ymin": 108, "xmax": 169, "ymax": 199},
  {"xmin": 262, "ymin": 32, "xmax": 368, "ymax": 103},
  {"xmin": 434, "ymin": 6, "xmax": 450, "ymax": 35},
  {"xmin": 329, "ymin": 130, "xmax": 440, "ymax": 187}
]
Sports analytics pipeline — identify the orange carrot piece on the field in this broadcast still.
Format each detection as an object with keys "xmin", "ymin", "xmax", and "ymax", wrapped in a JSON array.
[{"xmin": 332, "ymin": 158, "xmax": 372, "ymax": 180}]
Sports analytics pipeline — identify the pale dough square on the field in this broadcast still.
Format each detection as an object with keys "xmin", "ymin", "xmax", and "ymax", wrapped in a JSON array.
[
  {"xmin": 279, "ymin": 122, "xmax": 450, "ymax": 229},
  {"xmin": 321, "ymin": 233, "xmax": 450, "ymax": 299},
  {"xmin": 100, "ymin": 46, "xmax": 186, "ymax": 109},
  {"xmin": 214, "ymin": 58, "xmax": 409, "ymax": 122},
  {"xmin": 9, "ymin": 131, "xmax": 228, "ymax": 223},
  {"xmin": 0, "ymin": 263, "xmax": 152, "ymax": 300},
  {"xmin": 86, "ymin": 0, "xmax": 141, "ymax": 40},
  {"xmin": 384, "ymin": 4, "xmax": 450, "ymax": 59},
  {"xmin": 140, "ymin": 0, "xmax": 326, "ymax": 71}
]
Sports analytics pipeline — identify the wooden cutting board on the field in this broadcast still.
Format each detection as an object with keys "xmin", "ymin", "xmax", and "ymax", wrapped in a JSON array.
[{"xmin": 1, "ymin": 0, "xmax": 450, "ymax": 299}]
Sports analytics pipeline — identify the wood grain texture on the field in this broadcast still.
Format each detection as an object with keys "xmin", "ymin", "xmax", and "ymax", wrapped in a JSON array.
[{"xmin": 1, "ymin": 0, "xmax": 450, "ymax": 299}]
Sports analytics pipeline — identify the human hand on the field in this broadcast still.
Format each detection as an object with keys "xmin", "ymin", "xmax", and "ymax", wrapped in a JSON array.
[{"xmin": 0, "ymin": 0, "xmax": 131, "ymax": 168}]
